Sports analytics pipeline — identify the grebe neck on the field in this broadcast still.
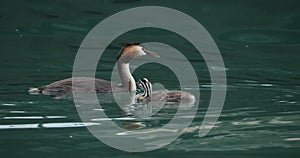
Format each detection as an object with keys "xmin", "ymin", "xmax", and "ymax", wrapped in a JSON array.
[{"xmin": 118, "ymin": 62, "xmax": 136, "ymax": 91}]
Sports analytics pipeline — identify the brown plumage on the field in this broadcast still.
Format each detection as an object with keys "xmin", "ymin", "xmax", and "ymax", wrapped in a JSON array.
[
  {"xmin": 28, "ymin": 43, "xmax": 159, "ymax": 96},
  {"xmin": 135, "ymin": 78, "xmax": 195, "ymax": 104},
  {"xmin": 151, "ymin": 90, "xmax": 195, "ymax": 103}
]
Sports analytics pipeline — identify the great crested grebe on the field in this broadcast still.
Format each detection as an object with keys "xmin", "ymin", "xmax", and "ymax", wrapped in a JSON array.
[
  {"xmin": 135, "ymin": 78, "xmax": 195, "ymax": 104},
  {"xmin": 135, "ymin": 78, "xmax": 152, "ymax": 102},
  {"xmin": 28, "ymin": 43, "xmax": 159, "ymax": 96}
]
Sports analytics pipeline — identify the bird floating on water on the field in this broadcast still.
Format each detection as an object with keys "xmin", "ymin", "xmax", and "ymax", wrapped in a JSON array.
[
  {"xmin": 135, "ymin": 78, "xmax": 195, "ymax": 104},
  {"xmin": 29, "ymin": 43, "xmax": 195, "ymax": 104},
  {"xmin": 28, "ymin": 43, "xmax": 159, "ymax": 96}
]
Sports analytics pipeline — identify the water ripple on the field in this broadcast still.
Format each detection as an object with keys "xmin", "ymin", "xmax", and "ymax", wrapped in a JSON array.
[{"xmin": 0, "ymin": 122, "xmax": 99, "ymax": 130}]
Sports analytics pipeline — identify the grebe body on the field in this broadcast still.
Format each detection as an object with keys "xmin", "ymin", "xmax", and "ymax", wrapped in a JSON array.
[
  {"xmin": 28, "ymin": 43, "xmax": 159, "ymax": 96},
  {"xmin": 135, "ymin": 78, "xmax": 195, "ymax": 104}
]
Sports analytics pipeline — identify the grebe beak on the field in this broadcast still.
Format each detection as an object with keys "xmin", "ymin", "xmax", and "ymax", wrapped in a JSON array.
[{"xmin": 142, "ymin": 48, "xmax": 160, "ymax": 58}]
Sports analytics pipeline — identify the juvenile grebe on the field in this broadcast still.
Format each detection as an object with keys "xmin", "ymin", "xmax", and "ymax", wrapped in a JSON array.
[
  {"xmin": 28, "ymin": 43, "xmax": 159, "ymax": 96},
  {"xmin": 135, "ymin": 78, "xmax": 152, "ymax": 102},
  {"xmin": 135, "ymin": 78, "xmax": 195, "ymax": 104}
]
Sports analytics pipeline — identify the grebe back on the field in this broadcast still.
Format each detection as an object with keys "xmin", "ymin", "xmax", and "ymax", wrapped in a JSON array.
[
  {"xmin": 28, "ymin": 43, "xmax": 159, "ymax": 96},
  {"xmin": 135, "ymin": 78, "xmax": 195, "ymax": 104}
]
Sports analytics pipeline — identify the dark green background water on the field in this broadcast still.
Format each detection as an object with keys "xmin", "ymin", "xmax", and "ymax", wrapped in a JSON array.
[{"xmin": 0, "ymin": 0, "xmax": 299, "ymax": 157}]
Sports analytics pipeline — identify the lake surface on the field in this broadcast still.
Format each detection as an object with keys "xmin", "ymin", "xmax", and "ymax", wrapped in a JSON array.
[{"xmin": 0, "ymin": 0, "xmax": 299, "ymax": 157}]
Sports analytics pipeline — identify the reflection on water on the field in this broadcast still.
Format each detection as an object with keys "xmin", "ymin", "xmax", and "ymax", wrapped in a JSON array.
[
  {"xmin": 0, "ymin": 122, "xmax": 99, "ymax": 130},
  {"xmin": 0, "ymin": 61, "xmax": 299, "ymax": 154},
  {"xmin": 1, "ymin": 87, "xmax": 299, "ymax": 151}
]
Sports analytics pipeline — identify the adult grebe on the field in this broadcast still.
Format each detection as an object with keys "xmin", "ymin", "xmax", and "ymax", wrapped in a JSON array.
[
  {"xmin": 28, "ymin": 43, "xmax": 159, "ymax": 96},
  {"xmin": 135, "ymin": 78, "xmax": 195, "ymax": 104}
]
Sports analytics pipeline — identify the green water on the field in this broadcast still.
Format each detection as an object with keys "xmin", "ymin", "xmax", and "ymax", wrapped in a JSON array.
[{"xmin": 1, "ymin": 0, "xmax": 299, "ymax": 157}]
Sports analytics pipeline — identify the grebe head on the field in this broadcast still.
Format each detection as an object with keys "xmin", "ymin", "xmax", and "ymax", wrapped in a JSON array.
[
  {"xmin": 135, "ymin": 78, "xmax": 152, "ymax": 102},
  {"xmin": 117, "ymin": 43, "xmax": 159, "ymax": 63}
]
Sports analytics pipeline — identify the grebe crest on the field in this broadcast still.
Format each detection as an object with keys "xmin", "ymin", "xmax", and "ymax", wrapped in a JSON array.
[{"xmin": 117, "ymin": 43, "xmax": 159, "ymax": 63}]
